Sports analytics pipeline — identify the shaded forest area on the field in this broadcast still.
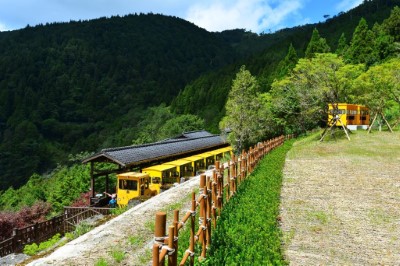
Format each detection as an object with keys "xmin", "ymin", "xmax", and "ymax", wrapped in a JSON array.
[{"xmin": 0, "ymin": 0, "xmax": 399, "ymax": 191}]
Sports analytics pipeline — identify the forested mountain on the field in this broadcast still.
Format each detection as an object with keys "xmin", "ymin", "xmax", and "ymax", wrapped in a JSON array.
[
  {"xmin": 0, "ymin": 0, "xmax": 399, "ymax": 191},
  {"xmin": 0, "ymin": 14, "xmax": 239, "ymax": 190},
  {"xmin": 172, "ymin": 0, "xmax": 400, "ymax": 130}
]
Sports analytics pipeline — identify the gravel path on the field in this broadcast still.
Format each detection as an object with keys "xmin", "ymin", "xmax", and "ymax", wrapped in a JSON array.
[
  {"xmin": 280, "ymin": 131, "xmax": 400, "ymax": 265},
  {"xmin": 25, "ymin": 174, "xmax": 204, "ymax": 266}
]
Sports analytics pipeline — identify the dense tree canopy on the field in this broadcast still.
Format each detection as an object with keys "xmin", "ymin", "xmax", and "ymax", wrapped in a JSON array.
[{"xmin": 220, "ymin": 66, "xmax": 261, "ymax": 152}]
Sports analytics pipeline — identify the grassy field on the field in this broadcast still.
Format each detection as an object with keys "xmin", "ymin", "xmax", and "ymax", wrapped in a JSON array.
[{"xmin": 280, "ymin": 130, "xmax": 400, "ymax": 265}]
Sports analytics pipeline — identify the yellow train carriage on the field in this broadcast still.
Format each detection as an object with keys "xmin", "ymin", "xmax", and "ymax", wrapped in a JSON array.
[
  {"xmin": 163, "ymin": 159, "xmax": 193, "ymax": 180},
  {"xmin": 358, "ymin": 105, "xmax": 370, "ymax": 126},
  {"xmin": 142, "ymin": 164, "xmax": 180, "ymax": 190},
  {"xmin": 116, "ymin": 172, "xmax": 160, "ymax": 206},
  {"xmin": 197, "ymin": 152, "xmax": 216, "ymax": 169},
  {"xmin": 328, "ymin": 103, "xmax": 369, "ymax": 128},
  {"xmin": 183, "ymin": 155, "xmax": 206, "ymax": 176},
  {"xmin": 212, "ymin": 147, "xmax": 233, "ymax": 160}
]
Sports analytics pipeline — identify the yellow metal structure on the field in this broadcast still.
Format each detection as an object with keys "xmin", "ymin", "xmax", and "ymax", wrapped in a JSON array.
[
  {"xmin": 142, "ymin": 164, "xmax": 180, "ymax": 190},
  {"xmin": 163, "ymin": 159, "xmax": 193, "ymax": 179},
  {"xmin": 184, "ymin": 155, "xmax": 206, "ymax": 175},
  {"xmin": 211, "ymin": 147, "xmax": 233, "ymax": 160},
  {"xmin": 328, "ymin": 103, "xmax": 370, "ymax": 127},
  {"xmin": 197, "ymin": 152, "xmax": 216, "ymax": 169},
  {"xmin": 116, "ymin": 172, "xmax": 160, "ymax": 206}
]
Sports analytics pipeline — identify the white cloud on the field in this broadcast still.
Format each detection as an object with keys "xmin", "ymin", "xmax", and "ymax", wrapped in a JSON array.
[
  {"xmin": 185, "ymin": 0, "xmax": 303, "ymax": 33},
  {"xmin": 0, "ymin": 22, "xmax": 9, "ymax": 31},
  {"xmin": 336, "ymin": 0, "xmax": 363, "ymax": 12}
]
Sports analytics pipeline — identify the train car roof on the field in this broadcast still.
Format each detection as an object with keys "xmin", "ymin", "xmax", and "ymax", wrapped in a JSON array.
[
  {"xmin": 82, "ymin": 130, "xmax": 228, "ymax": 167},
  {"xmin": 184, "ymin": 155, "xmax": 205, "ymax": 161},
  {"xmin": 117, "ymin": 172, "xmax": 149, "ymax": 178},
  {"xmin": 163, "ymin": 159, "xmax": 192, "ymax": 166},
  {"xmin": 142, "ymin": 164, "xmax": 177, "ymax": 172}
]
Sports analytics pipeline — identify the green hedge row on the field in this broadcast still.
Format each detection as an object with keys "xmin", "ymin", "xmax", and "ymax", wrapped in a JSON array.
[{"xmin": 204, "ymin": 140, "xmax": 294, "ymax": 266}]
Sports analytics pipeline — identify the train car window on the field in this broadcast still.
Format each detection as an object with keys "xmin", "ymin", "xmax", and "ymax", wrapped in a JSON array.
[{"xmin": 119, "ymin": 179, "xmax": 137, "ymax": 190}]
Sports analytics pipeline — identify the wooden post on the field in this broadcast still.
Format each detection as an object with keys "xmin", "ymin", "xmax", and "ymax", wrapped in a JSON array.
[
  {"xmin": 153, "ymin": 243, "xmax": 160, "ymax": 266},
  {"xmin": 173, "ymin": 210, "xmax": 179, "ymax": 266},
  {"xmin": 206, "ymin": 176, "xmax": 212, "ymax": 248},
  {"xmin": 168, "ymin": 225, "xmax": 175, "ymax": 266},
  {"xmin": 90, "ymin": 162, "xmax": 95, "ymax": 198},
  {"xmin": 199, "ymin": 175, "xmax": 206, "ymax": 243},
  {"xmin": 155, "ymin": 212, "xmax": 167, "ymax": 266},
  {"xmin": 190, "ymin": 192, "xmax": 196, "ymax": 266},
  {"xmin": 211, "ymin": 181, "xmax": 217, "ymax": 228},
  {"xmin": 105, "ymin": 174, "xmax": 109, "ymax": 196},
  {"xmin": 200, "ymin": 184, "xmax": 207, "ymax": 261}
]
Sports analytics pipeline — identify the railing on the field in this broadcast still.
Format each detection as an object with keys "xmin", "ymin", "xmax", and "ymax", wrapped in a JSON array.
[
  {"xmin": 0, "ymin": 206, "xmax": 112, "ymax": 257},
  {"xmin": 152, "ymin": 135, "xmax": 288, "ymax": 266},
  {"xmin": 63, "ymin": 207, "xmax": 111, "ymax": 232},
  {"xmin": 0, "ymin": 214, "xmax": 64, "ymax": 257}
]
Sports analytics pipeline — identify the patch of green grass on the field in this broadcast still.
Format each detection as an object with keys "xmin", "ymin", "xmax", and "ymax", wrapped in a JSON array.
[
  {"xmin": 110, "ymin": 206, "xmax": 128, "ymax": 216},
  {"xmin": 368, "ymin": 208, "xmax": 392, "ymax": 225},
  {"xmin": 282, "ymin": 228, "xmax": 296, "ymax": 246},
  {"xmin": 138, "ymin": 248, "xmax": 152, "ymax": 265},
  {"xmin": 128, "ymin": 235, "xmax": 144, "ymax": 247},
  {"xmin": 23, "ymin": 233, "xmax": 62, "ymax": 256},
  {"xmin": 74, "ymin": 222, "xmax": 93, "ymax": 238},
  {"xmin": 110, "ymin": 247, "xmax": 125, "ymax": 263},
  {"xmin": 144, "ymin": 220, "xmax": 155, "ymax": 232},
  {"xmin": 95, "ymin": 257, "xmax": 108, "ymax": 266},
  {"xmin": 307, "ymin": 210, "xmax": 329, "ymax": 225}
]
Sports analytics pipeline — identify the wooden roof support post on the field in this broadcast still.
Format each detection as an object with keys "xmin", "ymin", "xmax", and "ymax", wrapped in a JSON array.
[{"xmin": 90, "ymin": 162, "xmax": 95, "ymax": 198}]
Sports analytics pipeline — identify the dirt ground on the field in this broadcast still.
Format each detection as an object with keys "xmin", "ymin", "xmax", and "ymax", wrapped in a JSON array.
[
  {"xmin": 280, "ymin": 131, "xmax": 400, "ymax": 265},
  {"xmin": 23, "ymin": 174, "xmax": 205, "ymax": 266}
]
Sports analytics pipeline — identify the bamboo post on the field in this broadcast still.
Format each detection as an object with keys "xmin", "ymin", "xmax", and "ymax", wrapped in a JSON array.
[
  {"xmin": 168, "ymin": 225, "xmax": 175, "ymax": 266},
  {"xmin": 190, "ymin": 192, "xmax": 195, "ymax": 266},
  {"xmin": 155, "ymin": 212, "xmax": 167, "ymax": 266},
  {"xmin": 153, "ymin": 243, "xmax": 160, "ymax": 266},
  {"xmin": 200, "ymin": 183, "xmax": 207, "ymax": 261},
  {"xmin": 206, "ymin": 176, "xmax": 212, "ymax": 248},
  {"xmin": 173, "ymin": 210, "xmax": 179, "ymax": 266},
  {"xmin": 198, "ymin": 175, "xmax": 206, "ymax": 243},
  {"xmin": 212, "ymin": 180, "xmax": 217, "ymax": 228}
]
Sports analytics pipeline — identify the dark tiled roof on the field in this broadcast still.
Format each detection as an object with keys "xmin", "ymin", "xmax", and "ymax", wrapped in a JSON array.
[{"xmin": 82, "ymin": 130, "xmax": 227, "ymax": 167}]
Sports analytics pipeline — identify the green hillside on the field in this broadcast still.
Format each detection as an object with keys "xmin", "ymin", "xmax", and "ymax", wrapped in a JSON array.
[
  {"xmin": 0, "ymin": 0, "xmax": 399, "ymax": 192},
  {"xmin": 172, "ymin": 0, "xmax": 400, "ymax": 130},
  {"xmin": 0, "ymin": 14, "xmax": 238, "ymax": 190}
]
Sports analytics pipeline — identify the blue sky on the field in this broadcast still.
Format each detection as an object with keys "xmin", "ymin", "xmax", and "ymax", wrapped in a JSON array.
[{"xmin": 0, "ymin": 0, "xmax": 363, "ymax": 33}]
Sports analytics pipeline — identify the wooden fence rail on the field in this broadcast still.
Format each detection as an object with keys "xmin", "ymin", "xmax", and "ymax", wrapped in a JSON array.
[
  {"xmin": 0, "ymin": 214, "xmax": 64, "ymax": 257},
  {"xmin": 152, "ymin": 135, "xmax": 291, "ymax": 266},
  {"xmin": 0, "ymin": 207, "xmax": 112, "ymax": 257}
]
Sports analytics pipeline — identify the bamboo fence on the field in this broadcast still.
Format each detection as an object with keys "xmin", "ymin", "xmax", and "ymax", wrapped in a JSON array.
[{"xmin": 152, "ymin": 135, "xmax": 291, "ymax": 266}]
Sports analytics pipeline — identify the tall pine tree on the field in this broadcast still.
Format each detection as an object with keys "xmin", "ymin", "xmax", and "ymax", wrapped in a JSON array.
[
  {"xmin": 277, "ymin": 43, "xmax": 299, "ymax": 79},
  {"xmin": 346, "ymin": 18, "xmax": 378, "ymax": 65},
  {"xmin": 305, "ymin": 28, "xmax": 331, "ymax": 59},
  {"xmin": 220, "ymin": 66, "xmax": 261, "ymax": 152},
  {"xmin": 336, "ymin": 33, "xmax": 348, "ymax": 57}
]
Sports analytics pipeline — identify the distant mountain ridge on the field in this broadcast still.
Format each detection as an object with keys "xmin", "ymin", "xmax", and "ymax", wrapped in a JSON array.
[{"xmin": 0, "ymin": 0, "xmax": 399, "ymax": 190}]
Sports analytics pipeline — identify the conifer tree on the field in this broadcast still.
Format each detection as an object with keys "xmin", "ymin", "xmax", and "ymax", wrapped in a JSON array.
[
  {"xmin": 277, "ymin": 43, "xmax": 298, "ymax": 78},
  {"xmin": 346, "ymin": 18, "xmax": 378, "ymax": 65},
  {"xmin": 305, "ymin": 28, "xmax": 331, "ymax": 59},
  {"xmin": 220, "ymin": 66, "xmax": 261, "ymax": 152},
  {"xmin": 381, "ymin": 6, "xmax": 400, "ymax": 42},
  {"xmin": 336, "ymin": 33, "xmax": 348, "ymax": 57}
]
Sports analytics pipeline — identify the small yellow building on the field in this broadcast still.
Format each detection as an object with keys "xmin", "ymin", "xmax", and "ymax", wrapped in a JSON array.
[{"xmin": 328, "ymin": 103, "xmax": 370, "ymax": 129}]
